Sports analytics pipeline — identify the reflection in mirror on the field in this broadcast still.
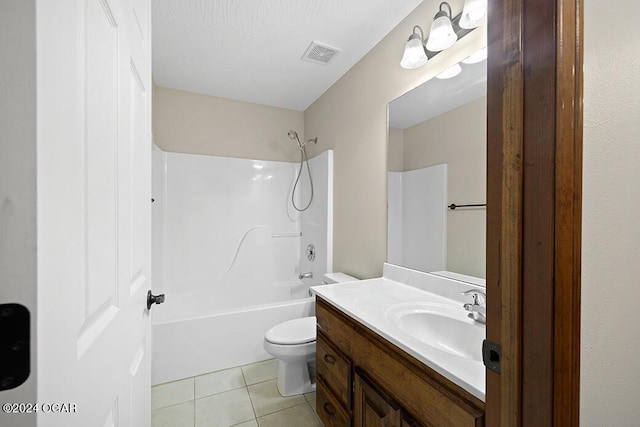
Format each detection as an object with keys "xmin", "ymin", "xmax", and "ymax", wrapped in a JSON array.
[{"xmin": 387, "ymin": 54, "xmax": 486, "ymax": 281}]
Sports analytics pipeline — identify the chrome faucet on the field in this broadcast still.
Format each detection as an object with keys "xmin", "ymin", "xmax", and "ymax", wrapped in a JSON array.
[
  {"xmin": 298, "ymin": 272, "xmax": 313, "ymax": 280},
  {"xmin": 462, "ymin": 289, "xmax": 486, "ymax": 324}
]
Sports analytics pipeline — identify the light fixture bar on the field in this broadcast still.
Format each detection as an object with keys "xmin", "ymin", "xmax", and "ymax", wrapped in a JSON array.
[
  {"xmin": 399, "ymin": 4, "xmax": 480, "ymax": 70},
  {"xmin": 423, "ymin": 11, "xmax": 475, "ymax": 59}
]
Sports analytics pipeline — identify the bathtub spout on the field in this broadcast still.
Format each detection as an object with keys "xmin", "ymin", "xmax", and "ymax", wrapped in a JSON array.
[{"xmin": 298, "ymin": 272, "xmax": 313, "ymax": 280}]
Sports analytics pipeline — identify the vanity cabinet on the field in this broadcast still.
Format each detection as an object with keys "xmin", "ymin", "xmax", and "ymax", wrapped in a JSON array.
[
  {"xmin": 353, "ymin": 369, "xmax": 402, "ymax": 427},
  {"xmin": 316, "ymin": 333, "xmax": 352, "ymax": 427},
  {"xmin": 316, "ymin": 296, "xmax": 485, "ymax": 427}
]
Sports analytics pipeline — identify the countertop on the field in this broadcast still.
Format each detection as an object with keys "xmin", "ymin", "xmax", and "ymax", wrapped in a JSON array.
[{"xmin": 311, "ymin": 264, "xmax": 486, "ymax": 401}]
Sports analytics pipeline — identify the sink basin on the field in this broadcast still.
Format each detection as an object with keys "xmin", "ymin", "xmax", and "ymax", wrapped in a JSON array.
[{"xmin": 386, "ymin": 303, "xmax": 485, "ymax": 361}]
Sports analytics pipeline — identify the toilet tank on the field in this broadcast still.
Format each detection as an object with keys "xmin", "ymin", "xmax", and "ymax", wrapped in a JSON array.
[{"xmin": 321, "ymin": 272, "xmax": 359, "ymax": 284}]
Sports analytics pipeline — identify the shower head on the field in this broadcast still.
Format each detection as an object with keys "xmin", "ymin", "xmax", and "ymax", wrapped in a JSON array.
[{"xmin": 287, "ymin": 130, "xmax": 303, "ymax": 149}]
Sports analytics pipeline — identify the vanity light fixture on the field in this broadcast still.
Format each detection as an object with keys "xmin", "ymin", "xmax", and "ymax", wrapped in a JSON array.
[
  {"xmin": 459, "ymin": 0, "xmax": 488, "ymax": 29},
  {"xmin": 461, "ymin": 46, "xmax": 488, "ymax": 64},
  {"xmin": 400, "ymin": 2, "xmax": 477, "ymax": 70},
  {"xmin": 436, "ymin": 62, "xmax": 462, "ymax": 79},
  {"xmin": 425, "ymin": 2, "xmax": 458, "ymax": 52},
  {"xmin": 400, "ymin": 26, "xmax": 428, "ymax": 69}
]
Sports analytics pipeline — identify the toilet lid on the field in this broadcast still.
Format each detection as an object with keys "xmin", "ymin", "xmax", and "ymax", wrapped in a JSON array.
[{"xmin": 265, "ymin": 316, "xmax": 317, "ymax": 345}]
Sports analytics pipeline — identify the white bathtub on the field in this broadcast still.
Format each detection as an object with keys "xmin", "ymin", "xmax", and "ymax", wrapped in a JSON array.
[
  {"xmin": 151, "ymin": 294, "xmax": 314, "ymax": 385},
  {"xmin": 150, "ymin": 150, "xmax": 332, "ymax": 385}
]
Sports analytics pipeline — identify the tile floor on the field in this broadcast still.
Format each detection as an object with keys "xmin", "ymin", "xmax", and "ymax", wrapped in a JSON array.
[{"xmin": 151, "ymin": 359, "xmax": 322, "ymax": 427}]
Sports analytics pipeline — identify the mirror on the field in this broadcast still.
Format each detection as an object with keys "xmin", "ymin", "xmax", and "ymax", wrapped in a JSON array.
[{"xmin": 387, "ymin": 53, "xmax": 487, "ymax": 281}]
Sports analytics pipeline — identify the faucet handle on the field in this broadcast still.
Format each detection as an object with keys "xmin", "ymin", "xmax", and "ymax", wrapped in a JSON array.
[{"xmin": 461, "ymin": 289, "xmax": 486, "ymax": 305}]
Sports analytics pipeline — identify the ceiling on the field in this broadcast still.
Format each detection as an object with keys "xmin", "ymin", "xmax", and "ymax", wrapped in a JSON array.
[
  {"xmin": 389, "ymin": 58, "xmax": 487, "ymax": 129},
  {"xmin": 152, "ymin": 0, "xmax": 423, "ymax": 111}
]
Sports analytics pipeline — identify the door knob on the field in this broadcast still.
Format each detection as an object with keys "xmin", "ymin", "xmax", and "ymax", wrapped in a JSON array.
[{"xmin": 147, "ymin": 290, "xmax": 165, "ymax": 310}]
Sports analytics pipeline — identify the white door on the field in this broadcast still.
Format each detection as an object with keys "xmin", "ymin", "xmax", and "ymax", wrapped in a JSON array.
[{"xmin": 37, "ymin": 0, "xmax": 153, "ymax": 425}]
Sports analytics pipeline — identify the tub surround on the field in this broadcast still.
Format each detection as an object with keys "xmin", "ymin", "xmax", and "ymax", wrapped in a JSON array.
[
  {"xmin": 311, "ymin": 263, "xmax": 486, "ymax": 400},
  {"xmin": 151, "ymin": 148, "xmax": 333, "ymax": 385}
]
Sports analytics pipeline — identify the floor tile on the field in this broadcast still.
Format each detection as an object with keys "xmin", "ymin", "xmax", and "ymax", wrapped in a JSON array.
[
  {"xmin": 152, "ymin": 377, "xmax": 195, "ymax": 410},
  {"xmin": 248, "ymin": 379, "xmax": 306, "ymax": 417},
  {"xmin": 196, "ymin": 367, "xmax": 246, "ymax": 399},
  {"xmin": 304, "ymin": 392, "xmax": 317, "ymax": 414},
  {"xmin": 241, "ymin": 359, "xmax": 278, "ymax": 385},
  {"xmin": 196, "ymin": 387, "xmax": 255, "ymax": 427},
  {"xmin": 256, "ymin": 403, "xmax": 322, "ymax": 427},
  {"xmin": 230, "ymin": 420, "xmax": 258, "ymax": 427},
  {"xmin": 152, "ymin": 401, "xmax": 194, "ymax": 427}
]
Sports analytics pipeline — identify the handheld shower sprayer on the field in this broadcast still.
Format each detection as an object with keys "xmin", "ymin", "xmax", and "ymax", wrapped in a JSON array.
[
  {"xmin": 287, "ymin": 130, "xmax": 303, "ymax": 149},
  {"xmin": 287, "ymin": 130, "xmax": 317, "ymax": 211},
  {"xmin": 287, "ymin": 130, "xmax": 317, "ymax": 150}
]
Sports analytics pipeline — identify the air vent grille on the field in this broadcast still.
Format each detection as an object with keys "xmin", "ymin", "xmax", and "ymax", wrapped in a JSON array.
[{"xmin": 302, "ymin": 42, "xmax": 340, "ymax": 65}]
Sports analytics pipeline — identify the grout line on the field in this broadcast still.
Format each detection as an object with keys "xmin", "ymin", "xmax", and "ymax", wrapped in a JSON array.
[
  {"xmin": 246, "ymin": 384, "xmax": 259, "ymax": 422},
  {"xmin": 239, "ymin": 366, "xmax": 260, "ymax": 424},
  {"xmin": 245, "ymin": 377, "xmax": 278, "ymax": 388},
  {"xmin": 153, "ymin": 361, "xmax": 279, "ymax": 427},
  {"xmin": 194, "ymin": 384, "xmax": 247, "ymax": 401},
  {"xmin": 151, "ymin": 397, "xmax": 195, "ymax": 412},
  {"xmin": 252, "ymin": 398, "xmax": 309, "ymax": 419},
  {"xmin": 308, "ymin": 400, "xmax": 322, "ymax": 423},
  {"xmin": 240, "ymin": 366, "xmax": 249, "ymax": 387}
]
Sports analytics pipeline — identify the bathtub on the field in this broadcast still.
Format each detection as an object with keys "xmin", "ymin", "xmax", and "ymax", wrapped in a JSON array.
[
  {"xmin": 151, "ymin": 292, "xmax": 314, "ymax": 385},
  {"xmin": 150, "ymin": 150, "xmax": 332, "ymax": 385}
]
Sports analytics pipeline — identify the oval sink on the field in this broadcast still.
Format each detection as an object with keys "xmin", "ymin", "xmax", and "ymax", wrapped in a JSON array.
[{"xmin": 386, "ymin": 303, "xmax": 485, "ymax": 361}]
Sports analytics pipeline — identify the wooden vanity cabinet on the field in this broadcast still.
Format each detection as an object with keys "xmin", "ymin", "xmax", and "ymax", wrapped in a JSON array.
[
  {"xmin": 316, "ymin": 330, "xmax": 352, "ymax": 427},
  {"xmin": 317, "ymin": 375, "xmax": 351, "ymax": 427},
  {"xmin": 353, "ymin": 369, "xmax": 402, "ymax": 427},
  {"xmin": 316, "ymin": 296, "xmax": 485, "ymax": 427}
]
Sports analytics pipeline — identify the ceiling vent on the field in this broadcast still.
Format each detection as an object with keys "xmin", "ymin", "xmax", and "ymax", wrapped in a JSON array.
[{"xmin": 301, "ymin": 42, "xmax": 340, "ymax": 66}]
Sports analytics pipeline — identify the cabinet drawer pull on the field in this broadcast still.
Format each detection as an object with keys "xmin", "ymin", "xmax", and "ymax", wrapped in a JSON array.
[
  {"xmin": 323, "ymin": 354, "xmax": 336, "ymax": 365},
  {"xmin": 323, "ymin": 402, "xmax": 336, "ymax": 416}
]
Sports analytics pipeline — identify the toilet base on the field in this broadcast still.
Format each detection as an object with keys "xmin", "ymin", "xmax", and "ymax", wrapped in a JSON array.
[{"xmin": 276, "ymin": 359, "xmax": 316, "ymax": 396}]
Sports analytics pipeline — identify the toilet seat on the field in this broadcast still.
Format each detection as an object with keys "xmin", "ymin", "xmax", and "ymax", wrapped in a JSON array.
[{"xmin": 265, "ymin": 316, "xmax": 316, "ymax": 345}]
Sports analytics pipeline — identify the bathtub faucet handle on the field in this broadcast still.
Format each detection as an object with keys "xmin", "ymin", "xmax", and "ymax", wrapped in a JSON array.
[{"xmin": 147, "ymin": 290, "xmax": 166, "ymax": 310}]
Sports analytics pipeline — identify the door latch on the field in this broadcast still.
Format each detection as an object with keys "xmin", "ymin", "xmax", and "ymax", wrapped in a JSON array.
[{"xmin": 482, "ymin": 339, "xmax": 501, "ymax": 374}]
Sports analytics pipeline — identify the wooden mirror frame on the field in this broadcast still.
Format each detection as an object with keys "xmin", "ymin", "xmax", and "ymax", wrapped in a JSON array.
[{"xmin": 486, "ymin": 0, "xmax": 582, "ymax": 425}]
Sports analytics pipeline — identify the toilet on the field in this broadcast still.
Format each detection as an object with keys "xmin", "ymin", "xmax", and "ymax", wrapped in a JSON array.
[
  {"xmin": 264, "ymin": 316, "xmax": 318, "ymax": 396},
  {"xmin": 263, "ymin": 272, "xmax": 358, "ymax": 396}
]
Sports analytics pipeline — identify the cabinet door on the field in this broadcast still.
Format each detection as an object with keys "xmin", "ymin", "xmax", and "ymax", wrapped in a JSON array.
[
  {"xmin": 401, "ymin": 411, "xmax": 426, "ymax": 427},
  {"xmin": 354, "ymin": 371, "xmax": 401, "ymax": 427}
]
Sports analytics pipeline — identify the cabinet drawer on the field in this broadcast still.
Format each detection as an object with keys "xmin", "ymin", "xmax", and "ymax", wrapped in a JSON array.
[
  {"xmin": 317, "ymin": 376, "xmax": 351, "ymax": 427},
  {"xmin": 317, "ymin": 297, "xmax": 354, "ymax": 355},
  {"xmin": 317, "ymin": 332, "xmax": 352, "ymax": 408}
]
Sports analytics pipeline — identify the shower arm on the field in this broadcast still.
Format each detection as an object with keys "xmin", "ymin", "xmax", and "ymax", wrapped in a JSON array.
[
  {"xmin": 287, "ymin": 130, "xmax": 318, "ymax": 150},
  {"xmin": 299, "ymin": 137, "xmax": 318, "ymax": 150}
]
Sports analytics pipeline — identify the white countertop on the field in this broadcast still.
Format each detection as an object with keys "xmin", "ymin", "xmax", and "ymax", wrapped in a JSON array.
[{"xmin": 311, "ymin": 264, "xmax": 486, "ymax": 401}]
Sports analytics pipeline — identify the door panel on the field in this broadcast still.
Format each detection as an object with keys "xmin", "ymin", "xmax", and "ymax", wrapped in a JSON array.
[
  {"xmin": 37, "ymin": 0, "xmax": 152, "ymax": 425},
  {"xmin": 354, "ymin": 372, "xmax": 401, "ymax": 427}
]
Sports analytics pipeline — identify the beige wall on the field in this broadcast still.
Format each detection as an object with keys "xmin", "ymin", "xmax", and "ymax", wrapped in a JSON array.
[
  {"xmin": 0, "ymin": 1, "xmax": 37, "ymax": 425},
  {"xmin": 581, "ymin": 0, "xmax": 640, "ymax": 423},
  {"xmin": 304, "ymin": 0, "xmax": 486, "ymax": 278},
  {"xmin": 388, "ymin": 127, "xmax": 405, "ymax": 172},
  {"xmin": 148, "ymin": 1, "xmax": 640, "ymax": 419},
  {"xmin": 153, "ymin": 86, "xmax": 304, "ymax": 162},
  {"xmin": 402, "ymin": 97, "xmax": 486, "ymax": 278}
]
